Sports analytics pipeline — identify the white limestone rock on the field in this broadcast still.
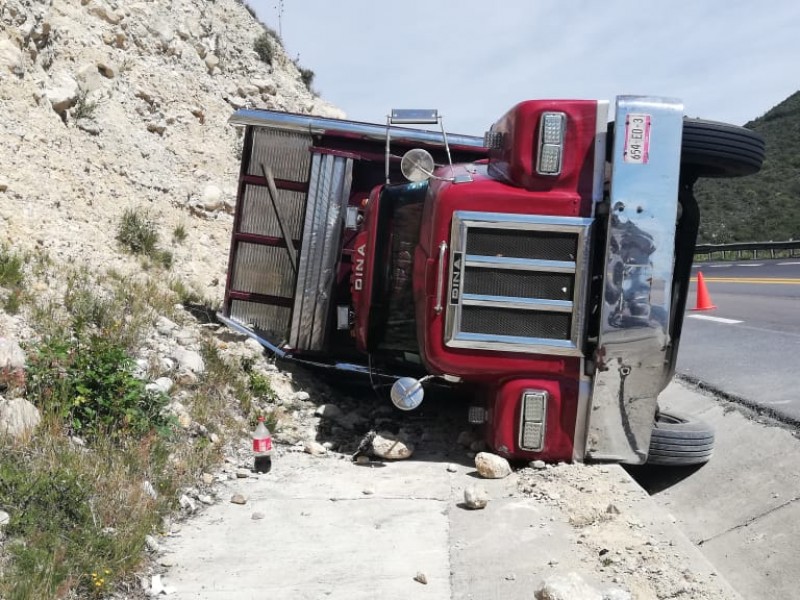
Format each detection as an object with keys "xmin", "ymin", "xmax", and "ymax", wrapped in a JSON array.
[{"xmin": 475, "ymin": 452, "xmax": 512, "ymax": 479}]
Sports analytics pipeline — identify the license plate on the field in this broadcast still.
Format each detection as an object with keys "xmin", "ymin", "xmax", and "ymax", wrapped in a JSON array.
[{"xmin": 623, "ymin": 113, "xmax": 651, "ymax": 164}]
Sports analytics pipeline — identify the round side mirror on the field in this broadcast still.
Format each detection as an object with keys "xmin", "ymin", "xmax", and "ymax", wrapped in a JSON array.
[
  {"xmin": 400, "ymin": 148, "xmax": 435, "ymax": 182},
  {"xmin": 390, "ymin": 377, "xmax": 425, "ymax": 411}
]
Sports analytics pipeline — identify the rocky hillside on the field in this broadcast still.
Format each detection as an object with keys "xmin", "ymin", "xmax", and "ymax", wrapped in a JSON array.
[
  {"xmin": 0, "ymin": 0, "xmax": 342, "ymax": 297},
  {"xmin": 0, "ymin": 2, "xmax": 349, "ymax": 597},
  {"xmin": 696, "ymin": 90, "xmax": 800, "ymax": 243}
]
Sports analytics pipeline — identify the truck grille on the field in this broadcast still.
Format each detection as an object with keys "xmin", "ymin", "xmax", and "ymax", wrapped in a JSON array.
[{"xmin": 444, "ymin": 212, "xmax": 592, "ymax": 355}]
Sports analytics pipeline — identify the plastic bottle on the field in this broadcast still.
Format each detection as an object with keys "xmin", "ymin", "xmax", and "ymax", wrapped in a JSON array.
[{"xmin": 252, "ymin": 416, "xmax": 273, "ymax": 473}]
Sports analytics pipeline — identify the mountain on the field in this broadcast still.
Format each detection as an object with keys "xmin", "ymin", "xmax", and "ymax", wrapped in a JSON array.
[{"xmin": 695, "ymin": 91, "xmax": 800, "ymax": 243}]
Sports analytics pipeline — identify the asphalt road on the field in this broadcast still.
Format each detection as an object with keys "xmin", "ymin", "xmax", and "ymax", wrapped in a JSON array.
[{"xmin": 676, "ymin": 259, "xmax": 800, "ymax": 421}]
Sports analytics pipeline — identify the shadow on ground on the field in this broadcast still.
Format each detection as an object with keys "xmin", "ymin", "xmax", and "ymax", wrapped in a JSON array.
[{"xmin": 623, "ymin": 463, "xmax": 707, "ymax": 495}]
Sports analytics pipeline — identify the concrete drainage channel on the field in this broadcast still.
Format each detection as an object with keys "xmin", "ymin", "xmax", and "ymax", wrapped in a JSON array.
[
  {"xmin": 626, "ymin": 381, "xmax": 800, "ymax": 600},
  {"xmin": 144, "ymin": 379, "xmax": 782, "ymax": 599}
]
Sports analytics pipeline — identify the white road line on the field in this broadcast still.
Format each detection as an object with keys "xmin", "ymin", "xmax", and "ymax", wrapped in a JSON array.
[
  {"xmin": 778, "ymin": 261, "xmax": 800, "ymax": 266},
  {"xmin": 735, "ymin": 263, "xmax": 763, "ymax": 267},
  {"xmin": 686, "ymin": 314, "xmax": 743, "ymax": 324},
  {"xmin": 707, "ymin": 264, "xmax": 732, "ymax": 268}
]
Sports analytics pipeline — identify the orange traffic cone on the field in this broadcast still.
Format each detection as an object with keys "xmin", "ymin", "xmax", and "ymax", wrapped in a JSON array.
[{"xmin": 690, "ymin": 271, "xmax": 717, "ymax": 311}]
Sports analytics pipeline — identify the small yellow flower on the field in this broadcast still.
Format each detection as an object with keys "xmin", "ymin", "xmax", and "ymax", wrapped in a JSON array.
[
  {"xmin": 104, "ymin": 569, "xmax": 111, "ymax": 575},
  {"xmin": 92, "ymin": 573, "xmax": 97, "ymax": 578}
]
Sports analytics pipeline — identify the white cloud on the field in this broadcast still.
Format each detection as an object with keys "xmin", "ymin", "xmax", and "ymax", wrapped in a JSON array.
[{"xmin": 251, "ymin": 0, "xmax": 800, "ymax": 132}]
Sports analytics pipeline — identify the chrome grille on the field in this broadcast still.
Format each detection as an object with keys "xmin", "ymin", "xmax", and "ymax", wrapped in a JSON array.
[
  {"xmin": 466, "ymin": 229, "xmax": 577, "ymax": 261},
  {"xmin": 464, "ymin": 268, "xmax": 573, "ymax": 300},
  {"xmin": 445, "ymin": 212, "xmax": 592, "ymax": 356},
  {"xmin": 461, "ymin": 307, "xmax": 571, "ymax": 339}
]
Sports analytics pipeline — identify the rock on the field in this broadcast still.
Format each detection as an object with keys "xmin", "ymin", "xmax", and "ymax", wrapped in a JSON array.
[
  {"xmin": 530, "ymin": 460, "xmax": 547, "ymax": 470},
  {"xmin": 200, "ymin": 184, "xmax": 224, "ymax": 211},
  {"xmin": 0, "ymin": 338, "xmax": 25, "ymax": 370},
  {"xmin": 97, "ymin": 61, "xmax": 116, "ymax": 78},
  {"xmin": 201, "ymin": 473, "xmax": 214, "ymax": 485},
  {"xmin": 146, "ymin": 377, "xmax": 173, "ymax": 395},
  {"xmin": 535, "ymin": 572, "xmax": 604, "ymax": 600},
  {"xmin": 45, "ymin": 72, "xmax": 79, "ymax": 114},
  {"xmin": 469, "ymin": 440, "xmax": 486, "ymax": 452},
  {"xmin": 602, "ymin": 588, "xmax": 632, "ymax": 600},
  {"xmin": 142, "ymin": 480, "xmax": 158, "ymax": 499},
  {"xmin": 475, "ymin": 452, "xmax": 512, "ymax": 479},
  {"xmin": 145, "ymin": 534, "xmax": 160, "ymax": 552},
  {"xmin": 446, "ymin": 463, "xmax": 458, "ymax": 473},
  {"xmin": 362, "ymin": 488, "xmax": 374, "ymax": 496},
  {"xmin": 156, "ymin": 316, "xmax": 177, "ymax": 334},
  {"xmin": 413, "ymin": 572, "xmax": 428, "ymax": 585},
  {"xmin": 315, "ymin": 404, "xmax": 342, "ymax": 419},
  {"xmin": 0, "ymin": 177, "xmax": 8, "ymax": 192},
  {"xmin": 230, "ymin": 493, "xmax": 247, "ymax": 505},
  {"xmin": 252, "ymin": 512, "xmax": 265, "ymax": 520},
  {"xmin": 463, "ymin": 484, "xmax": 489, "ymax": 509},
  {"xmin": 304, "ymin": 441, "xmax": 327, "ymax": 457},
  {"xmin": 355, "ymin": 455, "xmax": 370, "ymax": 465},
  {"xmin": 179, "ymin": 494, "xmax": 196, "ymax": 512},
  {"xmin": 177, "ymin": 412, "xmax": 192, "ymax": 429},
  {"xmin": 172, "ymin": 348, "xmax": 205, "ymax": 374},
  {"xmin": 0, "ymin": 510, "xmax": 10, "ymax": 526},
  {"xmin": 204, "ymin": 53, "xmax": 220, "ymax": 72},
  {"xmin": 0, "ymin": 39, "xmax": 23, "ymax": 75},
  {"xmin": 371, "ymin": 431, "xmax": 414, "ymax": 460},
  {"xmin": 76, "ymin": 118, "xmax": 102, "ymax": 135},
  {"xmin": 0, "ymin": 397, "xmax": 41, "ymax": 440},
  {"xmin": 197, "ymin": 494, "xmax": 213, "ymax": 505},
  {"xmin": 236, "ymin": 468, "xmax": 250, "ymax": 478},
  {"xmin": 292, "ymin": 391, "xmax": 310, "ymax": 402},
  {"xmin": 88, "ymin": 3, "xmax": 124, "ymax": 25},
  {"xmin": 457, "ymin": 430, "xmax": 476, "ymax": 447}
]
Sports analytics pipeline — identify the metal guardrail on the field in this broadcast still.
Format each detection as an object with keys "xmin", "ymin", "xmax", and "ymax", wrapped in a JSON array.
[{"xmin": 694, "ymin": 240, "xmax": 800, "ymax": 260}]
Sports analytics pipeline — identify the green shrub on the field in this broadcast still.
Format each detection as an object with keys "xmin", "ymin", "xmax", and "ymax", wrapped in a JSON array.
[
  {"xmin": 26, "ymin": 335, "xmax": 172, "ymax": 440},
  {"xmin": 173, "ymin": 223, "xmax": 187, "ymax": 244},
  {"xmin": 248, "ymin": 371, "xmax": 275, "ymax": 401},
  {"xmin": 0, "ymin": 247, "xmax": 24, "ymax": 289},
  {"xmin": 0, "ymin": 431, "xmax": 181, "ymax": 599},
  {"xmin": 254, "ymin": 32, "xmax": 274, "ymax": 64},
  {"xmin": 117, "ymin": 209, "xmax": 159, "ymax": 256},
  {"xmin": 72, "ymin": 89, "xmax": 98, "ymax": 120},
  {"xmin": 298, "ymin": 66, "xmax": 315, "ymax": 89}
]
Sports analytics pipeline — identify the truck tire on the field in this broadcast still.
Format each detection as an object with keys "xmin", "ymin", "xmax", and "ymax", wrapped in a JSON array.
[
  {"xmin": 646, "ymin": 411, "xmax": 715, "ymax": 466},
  {"xmin": 681, "ymin": 118, "xmax": 765, "ymax": 178},
  {"xmin": 606, "ymin": 119, "xmax": 765, "ymax": 179}
]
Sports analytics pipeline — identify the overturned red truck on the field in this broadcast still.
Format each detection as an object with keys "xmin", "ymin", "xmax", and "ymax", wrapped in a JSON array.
[{"xmin": 221, "ymin": 96, "xmax": 764, "ymax": 465}]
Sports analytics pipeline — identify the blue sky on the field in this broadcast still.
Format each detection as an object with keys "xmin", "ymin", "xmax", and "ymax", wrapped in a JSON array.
[{"xmin": 250, "ymin": 0, "xmax": 800, "ymax": 135}]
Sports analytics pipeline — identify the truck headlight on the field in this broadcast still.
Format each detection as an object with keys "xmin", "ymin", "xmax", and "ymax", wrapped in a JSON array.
[
  {"xmin": 536, "ymin": 112, "xmax": 566, "ymax": 176},
  {"xmin": 519, "ymin": 390, "xmax": 548, "ymax": 451}
]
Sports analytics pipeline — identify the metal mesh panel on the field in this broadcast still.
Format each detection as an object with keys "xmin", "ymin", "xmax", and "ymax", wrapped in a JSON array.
[
  {"xmin": 466, "ymin": 229, "xmax": 578, "ymax": 261},
  {"xmin": 230, "ymin": 300, "xmax": 291, "ymax": 341},
  {"xmin": 464, "ymin": 268, "xmax": 573, "ymax": 300},
  {"xmin": 247, "ymin": 129, "xmax": 312, "ymax": 182},
  {"xmin": 232, "ymin": 242, "xmax": 295, "ymax": 298},
  {"xmin": 461, "ymin": 306, "xmax": 571, "ymax": 340},
  {"xmin": 240, "ymin": 185, "xmax": 306, "ymax": 239}
]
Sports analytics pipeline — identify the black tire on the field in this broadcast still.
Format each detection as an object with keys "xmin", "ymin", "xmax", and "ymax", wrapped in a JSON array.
[
  {"xmin": 646, "ymin": 411, "xmax": 715, "ymax": 466},
  {"xmin": 681, "ymin": 118, "xmax": 765, "ymax": 179},
  {"xmin": 606, "ymin": 118, "xmax": 765, "ymax": 179}
]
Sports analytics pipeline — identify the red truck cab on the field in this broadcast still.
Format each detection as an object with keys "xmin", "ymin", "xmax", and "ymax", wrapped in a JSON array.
[{"xmin": 221, "ymin": 96, "xmax": 764, "ymax": 465}]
